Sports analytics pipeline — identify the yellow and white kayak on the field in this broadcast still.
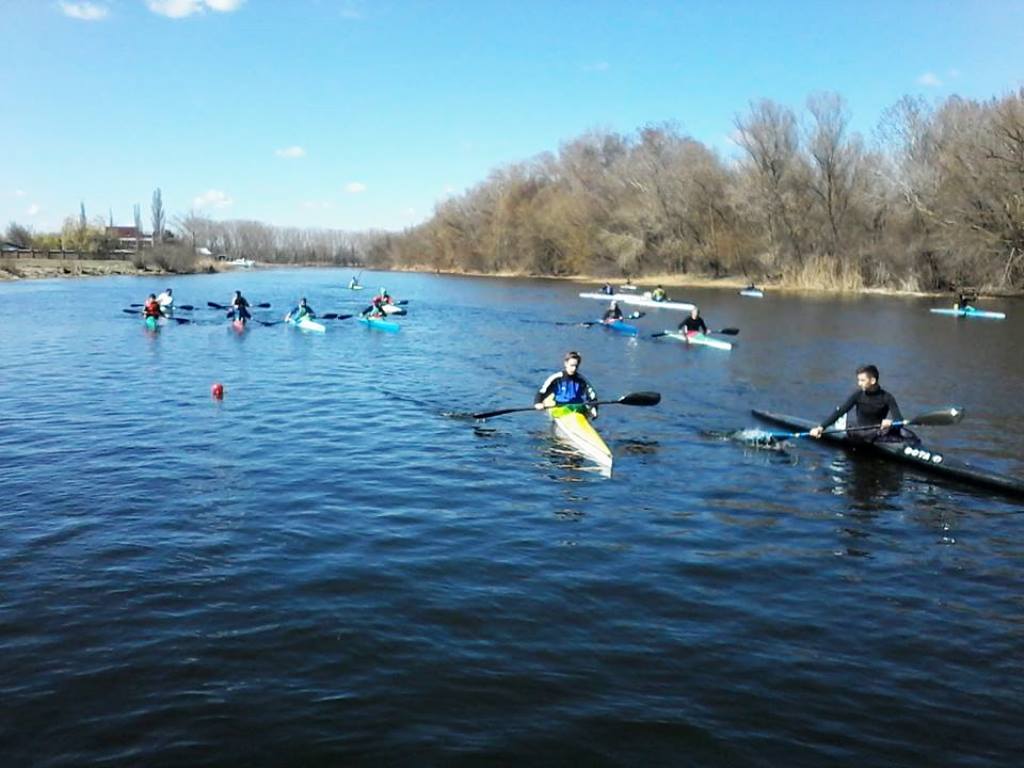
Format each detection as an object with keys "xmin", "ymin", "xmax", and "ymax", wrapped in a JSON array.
[{"xmin": 550, "ymin": 405, "xmax": 613, "ymax": 469}]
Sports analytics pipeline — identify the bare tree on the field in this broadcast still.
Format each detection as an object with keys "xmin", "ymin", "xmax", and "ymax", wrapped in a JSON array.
[
  {"xmin": 152, "ymin": 188, "xmax": 165, "ymax": 245},
  {"xmin": 133, "ymin": 204, "xmax": 143, "ymax": 252}
]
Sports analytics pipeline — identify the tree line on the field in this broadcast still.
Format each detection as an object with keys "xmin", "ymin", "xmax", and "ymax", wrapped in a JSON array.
[{"xmin": 364, "ymin": 89, "xmax": 1024, "ymax": 292}]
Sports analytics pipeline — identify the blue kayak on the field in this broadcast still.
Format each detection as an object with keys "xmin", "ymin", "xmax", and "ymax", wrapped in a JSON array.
[
  {"xmin": 359, "ymin": 316, "xmax": 400, "ymax": 333},
  {"xmin": 599, "ymin": 319, "xmax": 638, "ymax": 336},
  {"xmin": 929, "ymin": 306, "xmax": 1006, "ymax": 319}
]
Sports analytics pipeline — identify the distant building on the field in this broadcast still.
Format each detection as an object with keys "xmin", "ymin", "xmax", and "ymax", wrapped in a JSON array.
[{"xmin": 105, "ymin": 226, "xmax": 153, "ymax": 250}]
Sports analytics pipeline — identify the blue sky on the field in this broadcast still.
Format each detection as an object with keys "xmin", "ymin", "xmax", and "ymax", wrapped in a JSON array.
[{"xmin": 3, "ymin": 0, "xmax": 1023, "ymax": 233}]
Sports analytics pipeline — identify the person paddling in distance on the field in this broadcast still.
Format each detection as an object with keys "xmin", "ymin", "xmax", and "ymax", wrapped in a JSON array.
[
  {"xmin": 601, "ymin": 282, "xmax": 614, "ymax": 295},
  {"xmin": 348, "ymin": 275, "xmax": 360, "ymax": 289},
  {"xmin": 602, "ymin": 300, "xmax": 624, "ymax": 324},
  {"xmin": 142, "ymin": 293, "xmax": 162, "ymax": 320},
  {"xmin": 534, "ymin": 351, "xmax": 599, "ymax": 420},
  {"xmin": 809, "ymin": 365, "xmax": 914, "ymax": 444},
  {"xmin": 651, "ymin": 285, "xmax": 668, "ymax": 302},
  {"xmin": 230, "ymin": 290, "xmax": 252, "ymax": 325},
  {"xmin": 285, "ymin": 297, "xmax": 315, "ymax": 323},
  {"xmin": 678, "ymin": 306, "xmax": 709, "ymax": 337},
  {"xmin": 156, "ymin": 287, "xmax": 174, "ymax": 315}
]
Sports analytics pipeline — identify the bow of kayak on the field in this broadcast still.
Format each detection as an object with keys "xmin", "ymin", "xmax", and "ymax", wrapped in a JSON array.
[
  {"xmin": 751, "ymin": 409, "xmax": 1024, "ymax": 498},
  {"xmin": 288, "ymin": 317, "xmax": 326, "ymax": 333},
  {"xmin": 660, "ymin": 330, "xmax": 733, "ymax": 350},
  {"xmin": 600, "ymin": 319, "xmax": 638, "ymax": 336},
  {"xmin": 550, "ymin": 406, "xmax": 613, "ymax": 470},
  {"xmin": 359, "ymin": 316, "xmax": 401, "ymax": 332}
]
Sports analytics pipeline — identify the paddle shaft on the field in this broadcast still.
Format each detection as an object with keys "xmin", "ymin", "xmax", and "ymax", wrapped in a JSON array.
[{"xmin": 472, "ymin": 392, "xmax": 660, "ymax": 420}]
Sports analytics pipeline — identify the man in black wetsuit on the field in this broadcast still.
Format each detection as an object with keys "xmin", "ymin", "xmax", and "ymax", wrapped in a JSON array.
[
  {"xmin": 810, "ymin": 365, "xmax": 908, "ymax": 442},
  {"xmin": 602, "ymin": 301, "xmax": 624, "ymax": 322},
  {"xmin": 678, "ymin": 306, "xmax": 708, "ymax": 336}
]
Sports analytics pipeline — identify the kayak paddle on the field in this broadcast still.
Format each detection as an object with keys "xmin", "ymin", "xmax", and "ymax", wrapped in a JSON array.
[
  {"xmin": 320, "ymin": 313, "xmax": 353, "ymax": 320},
  {"xmin": 472, "ymin": 391, "xmax": 661, "ymax": 420},
  {"xmin": 208, "ymin": 301, "xmax": 271, "ymax": 310},
  {"xmin": 651, "ymin": 327, "xmax": 739, "ymax": 338},
  {"xmin": 759, "ymin": 407, "xmax": 965, "ymax": 440}
]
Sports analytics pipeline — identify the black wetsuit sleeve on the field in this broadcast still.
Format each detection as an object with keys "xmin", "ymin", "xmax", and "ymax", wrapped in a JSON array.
[
  {"xmin": 698, "ymin": 318, "xmax": 708, "ymax": 334},
  {"xmin": 535, "ymin": 374, "xmax": 558, "ymax": 404},
  {"xmin": 820, "ymin": 390, "xmax": 860, "ymax": 428},
  {"xmin": 884, "ymin": 391, "xmax": 903, "ymax": 422},
  {"xmin": 581, "ymin": 375, "xmax": 597, "ymax": 403}
]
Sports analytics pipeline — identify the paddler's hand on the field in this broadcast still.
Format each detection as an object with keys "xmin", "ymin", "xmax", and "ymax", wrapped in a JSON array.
[
  {"xmin": 809, "ymin": 426, "xmax": 824, "ymax": 439},
  {"xmin": 880, "ymin": 418, "xmax": 893, "ymax": 432},
  {"xmin": 533, "ymin": 402, "xmax": 545, "ymax": 410}
]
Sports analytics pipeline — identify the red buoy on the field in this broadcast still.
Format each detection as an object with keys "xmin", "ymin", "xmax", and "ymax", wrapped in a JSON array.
[{"xmin": 211, "ymin": 382, "xmax": 224, "ymax": 399}]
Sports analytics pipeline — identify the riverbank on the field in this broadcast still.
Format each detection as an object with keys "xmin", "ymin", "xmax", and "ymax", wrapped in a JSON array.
[
  {"xmin": 0, "ymin": 257, "xmax": 229, "ymax": 281},
  {"xmin": 385, "ymin": 264, "xmax": 1024, "ymax": 300}
]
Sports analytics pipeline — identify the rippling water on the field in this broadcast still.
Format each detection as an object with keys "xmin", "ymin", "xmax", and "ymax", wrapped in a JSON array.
[{"xmin": 1, "ymin": 270, "xmax": 1022, "ymax": 766}]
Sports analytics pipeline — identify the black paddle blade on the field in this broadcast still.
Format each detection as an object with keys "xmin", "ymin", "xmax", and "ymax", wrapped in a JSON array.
[
  {"xmin": 617, "ymin": 391, "xmax": 661, "ymax": 406},
  {"xmin": 256, "ymin": 302, "xmax": 271, "ymax": 308},
  {"xmin": 172, "ymin": 317, "xmax": 192, "ymax": 325},
  {"xmin": 717, "ymin": 327, "xmax": 740, "ymax": 336},
  {"xmin": 208, "ymin": 302, "xmax": 227, "ymax": 309},
  {"xmin": 650, "ymin": 331, "xmax": 669, "ymax": 338},
  {"xmin": 178, "ymin": 304, "xmax": 194, "ymax": 311},
  {"xmin": 912, "ymin": 407, "xmax": 964, "ymax": 426},
  {"xmin": 471, "ymin": 405, "xmax": 536, "ymax": 420},
  {"xmin": 122, "ymin": 308, "xmax": 139, "ymax": 315}
]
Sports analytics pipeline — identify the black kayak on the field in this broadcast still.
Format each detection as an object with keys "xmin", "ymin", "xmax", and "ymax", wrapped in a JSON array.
[{"xmin": 751, "ymin": 410, "xmax": 1024, "ymax": 499}]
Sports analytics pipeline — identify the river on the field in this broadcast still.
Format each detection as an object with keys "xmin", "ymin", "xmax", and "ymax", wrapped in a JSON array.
[{"xmin": 1, "ymin": 269, "xmax": 1021, "ymax": 766}]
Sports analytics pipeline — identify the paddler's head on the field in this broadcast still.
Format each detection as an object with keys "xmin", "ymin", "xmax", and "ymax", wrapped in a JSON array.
[
  {"xmin": 610, "ymin": 301, "xmax": 618, "ymax": 309},
  {"xmin": 563, "ymin": 351, "xmax": 581, "ymax": 375},
  {"xmin": 690, "ymin": 307, "xmax": 700, "ymax": 319},
  {"xmin": 300, "ymin": 297, "xmax": 307, "ymax": 306},
  {"xmin": 856, "ymin": 364, "xmax": 880, "ymax": 392},
  {"xmin": 148, "ymin": 293, "xmax": 156, "ymax": 300}
]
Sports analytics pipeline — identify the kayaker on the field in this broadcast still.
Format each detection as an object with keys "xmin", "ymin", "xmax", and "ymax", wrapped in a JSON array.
[
  {"xmin": 601, "ymin": 283, "xmax": 614, "ymax": 295},
  {"xmin": 678, "ymin": 306, "xmax": 709, "ymax": 336},
  {"xmin": 651, "ymin": 285, "xmax": 668, "ymax": 302},
  {"xmin": 534, "ymin": 351, "xmax": 599, "ymax": 419},
  {"xmin": 602, "ymin": 301, "xmax": 624, "ymax": 323},
  {"xmin": 361, "ymin": 294, "xmax": 387, "ymax": 318},
  {"xmin": 954, "ymin": 290, "xmax": 975, "ymax": 310},
  {"xmin": 142, "ymin": 294, "xmax": 161, "ymax": 319},
  {"xmin": 230, "ymin": 291, "xmax": 252, "ymax": 324},
  {"xmin": 378, "ymin": 287, "xmax": 394, "ymax": 304},
  {"xmin": 285, "ymin": 297, "xmax": 315, "ymax": 322},
  {"xmin": 156, "ymin": 288, "xmax": 174, "ymax": 314},
  {"xmin": 349, "ymin": 276, "xmax": 360, "ymax": 289},
  {"xmin": 809, "ymin": 365, "xmax": 913, "ymax": 443}
]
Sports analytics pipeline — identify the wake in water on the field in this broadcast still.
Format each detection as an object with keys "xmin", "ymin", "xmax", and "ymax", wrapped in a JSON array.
[{"xmin": 704, "ymin": 428, "xmax": 787, "ymax": 450}]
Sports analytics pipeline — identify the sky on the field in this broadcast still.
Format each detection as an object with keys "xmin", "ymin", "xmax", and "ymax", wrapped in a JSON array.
[{"xmin": 2, "ymin": 0, "xmax": 1023, "ymax": 234}]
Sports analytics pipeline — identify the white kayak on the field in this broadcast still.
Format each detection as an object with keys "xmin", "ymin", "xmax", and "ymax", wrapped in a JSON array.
[
  {"xmin": 579, "ymin": 292, "xmax": 695, "ymax": 311},
  {"xmin": 929, "ymin": 307, "xmax": 1006, "ymax": 319},
  {"xmin": 661, "ymin": 330, "xmax": 733, "ymax": 350},
  {"xmin": 381, "ymin": 304, "xmax": 407, "ymax": 316},
  {"xmin": 288, "ymin": 316, "xmax": 326, "ymax": 333},
  {"xmin": 739, "ymin": 287, "xmax": 764, "ymax": 298}
]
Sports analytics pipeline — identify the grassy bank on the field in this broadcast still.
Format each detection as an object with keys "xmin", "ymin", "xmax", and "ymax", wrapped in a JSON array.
[{"xmin": 0, "ymin": 257, "xmax": 229, "ymax": 282}]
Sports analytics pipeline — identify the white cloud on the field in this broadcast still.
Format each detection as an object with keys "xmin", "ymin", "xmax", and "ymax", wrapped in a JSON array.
[
  {"xmin": 59, "ymin": 2, "xmax": 110, "ymax": 21},
  {"xmin": 344, "ymin": 182, "xmax": 367, "ymax": 194},
  {"xmin": 275, "ymin": 145, "xmax": 306, "ymax": 159},
  {"xmin": 193, "ymin": 189, "xmax": 233, "ymax": 209},
  {"xmin": 581, "ymin": 61, "xmax": 610, "ymax": 73},
  {"xmin": 917, "ymin": 72, "xmax": 942, "ymax": 87},
  {"xmin": 302, "ymin": 200, "xmax": 333, "ymax": 210},
  {"xmin": 27, "ymin": 204, "xmax": 41, "ymax": 216},
  {"xmin": 15, "ymin": 189, "xmax": 26, "ymax": 197},
  {"xmin": 147, "ymin": 0, "xmax": 245, "ymax": 18}
]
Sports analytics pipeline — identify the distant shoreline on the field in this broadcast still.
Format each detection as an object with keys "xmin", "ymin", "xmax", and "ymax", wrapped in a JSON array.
[
  {"xmin": 384, "ymin": 264, "xmax": 1024, "ymax": 301},
  {"xmin": 0, "ymin": 257, "xmax": 229, "ymax": 282},
  {"xmin": 4, "ymin": 257, "xmax": 1019, "ymax": 302}
]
